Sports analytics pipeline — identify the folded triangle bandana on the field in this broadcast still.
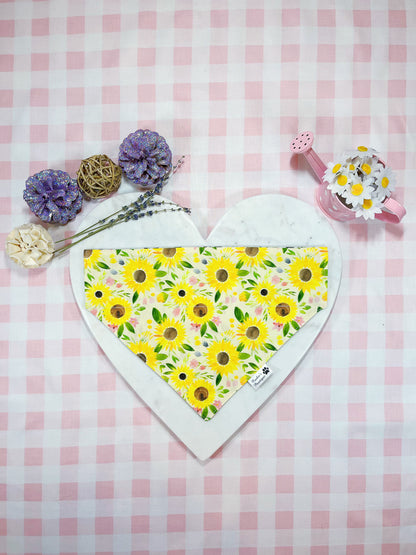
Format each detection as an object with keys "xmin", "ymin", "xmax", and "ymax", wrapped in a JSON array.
[{"xmin": 84, "ymin": 246, "xmax": 328, "ymax": 420}]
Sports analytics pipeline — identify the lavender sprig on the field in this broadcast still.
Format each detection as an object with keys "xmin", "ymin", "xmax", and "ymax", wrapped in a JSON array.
[{"xmin": 53, "ymin": 156, "xmax": 189, "ymax": 256}]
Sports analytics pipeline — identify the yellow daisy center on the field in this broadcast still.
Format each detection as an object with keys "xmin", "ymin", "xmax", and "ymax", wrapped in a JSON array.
[
  {"xmin": 186, "ymin": 296, "xmax": 215, "ymax": 324},
  {"xmin": 128, "ymin": 342, "xmax": 157, "ymax": 368},
  {"xmin": 332, "ymin": 163, "xmax": 341, "ymax": 174},
  {"xmin": 351, "ymin": 183, "xmax": 363, "ymax": 196},
  {"xmin": 337, "ymin": 175, "xmax": 348, "ymax": 186},
  {"xmin": 381, "ymin": 177, "xmax": 389, "ymax": 188},
  {"xmin": 154, "ymin": 318, "xmax": 186, "ymax": 351},
  {"xmin": 357, "ymin": 146, "xmax": 368, "ymax": 152},
  {"xmin": 205, "ymin": 257, "xmax": 238, "ymax": 292},
  {"xmin": 361, "ymin": 163, "xmax": 371, "ymax": 175},
  {"xmin": 170, "ymin": 366, "xmax": 195, "ymax": 390},
  {"xmin": 349, "ymin": 164, "xmax": 355, "ymax": 171},
  {"xmin": 103, "ymin": 297, "xmax": 132, "ymax": 326},
  {"xmin": 363, "ymin": 199, "xmax": 373, "ymax": 209},
  {"xmin": 237, "ymin": 318, "xmax": 269, "ymax": 350},
  {"xmin": 288, "ymin": 257, "xmax": 322, "ymax": 293},
  {"xmin": 187, "ymin": 379, "xmax": 216, "ymax": 410},
  {"xmin": 268, "ymin": 295, "xmax": 298, "ymax": 324},
  {"xmin": 206, "ymin": 340, "xmax": 240, "ymax": 377},
  {"xmin": 123, "ymin": 259, "xmax": 156, "ymax": 293}
]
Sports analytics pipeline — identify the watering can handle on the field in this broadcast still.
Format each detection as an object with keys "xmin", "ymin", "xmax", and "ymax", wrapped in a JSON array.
[{"xmin": 376, "ymin": 197, "xmax": 406, "ymax": 224}]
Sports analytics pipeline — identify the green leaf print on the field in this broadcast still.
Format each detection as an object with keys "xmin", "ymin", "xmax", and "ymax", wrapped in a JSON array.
[
  {"xmin": 97, "ymin": 261, "xmax": 110, "ymax": 269},
  {"xmin": 152, "ymin": 307, "xmax": 162, "ymax": 323},
  {"xmin": 201, "ymin": 407, "xmax": 208, "ymax": 419},
  {"xmin": 264, "ymin": 343, "xmax": 277, "ymax": 351},
  {"xmin": 125, "ymin": 322, "xmax": 135, "ymax": 333},
  {"xmin": 291, "ymin": 320, "xmax": 300, "ymax": 330},
  {"xmin": 156, "ymin": 354, "xmax": 168, "ymax": 360},
  {"xmin": 236, "ymin": 259, "xmax": 244, "ymax": 269},
  {"xmin": 201, "ymin": 323, "xmax": 207, "ymax": 337},
  {"xmin": 154, "ymin": 260, "xmax": 162, "ymax": 270},
  {"xmin": 182, "ymin": 344, "xmax": 194, "ymax": 351},
  {"xmin": 216, "ymin": 374, "xmax": 222, "ymax": 386},
  {"xmin": 283, "ymin": 323, "xmax": 290, "ymax": 336},
  {"xmin": 298, "ymin": 290, "xmax": 304, "ymax": 302},
  {"xmin": 214, "ymin": 290, "xmax": 221, "ymax": 302},
  {"xmin": 208, "ymin": 321, "xmax": 218, "ymax": 332},
  {"xmin": 263, "ymin": 260, "xmax": 276, "ymax": 267},
  {"xmin": 132, "ymin": 291, "xmax": 138, "ymax": 304},
  {"xmin": 234, "ymin": 306, "xmax": 245, "ymax": 323},
  {"xmin": 155, "ymin": 271, "xmax": 167, "ymax": 277},
  {"xmin": 210, "ymin": 404, "xmax": 218, "ymax": 414},
  {"xmin": 117, "ymin": 324, "xmax": 124, "ymax": 338},
  {"xmin": 238, "ymin": 352, "xmax": 250, "ymax": 360},
  {"xmin": 181, "ymin": 261, "xmax": 193, "ymax": 268}
]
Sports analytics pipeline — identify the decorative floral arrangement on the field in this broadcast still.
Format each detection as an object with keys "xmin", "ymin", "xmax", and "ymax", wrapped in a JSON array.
[
  {"xmin": 23, "ymin": 169, "xmax": 83, "ymax": 224},
  {"xmin": 118, "ymin": 129, "xmax": 172, "ymax": 189},
  {"xmin": 6, "ymin": 224, "xmax": 54, "ymax": 268},
  {"xmin": 323, "ymin": 146, "xmax": 396, "ymax": 220},
  {"xmin": 6, "ymin": 129, "xmax": 189, "ymax": 269}
]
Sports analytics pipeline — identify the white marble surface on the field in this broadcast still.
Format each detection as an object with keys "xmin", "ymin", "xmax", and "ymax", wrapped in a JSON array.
[{"xmin": 70, "ymin": 193, "xmax": 342, "ymax": 461}]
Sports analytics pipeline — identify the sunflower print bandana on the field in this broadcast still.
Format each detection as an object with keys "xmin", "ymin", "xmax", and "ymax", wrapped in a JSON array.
[{"xmin": 84, "ymin": 247, "xmax": 328, "ymax": 420}]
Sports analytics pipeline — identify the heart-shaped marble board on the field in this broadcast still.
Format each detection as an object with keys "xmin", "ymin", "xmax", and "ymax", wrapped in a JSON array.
[{"xmin": 70, "ymin": 193, "xmax": 342, "ymax": 461}]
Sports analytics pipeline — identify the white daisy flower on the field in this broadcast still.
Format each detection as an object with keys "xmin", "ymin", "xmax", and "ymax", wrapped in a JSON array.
[
  {"xmin": 374, "ymin": 166, "xmax": 396, "ymax": 199},
  {"xmin": 323, "ymin": 161, "xmax": 344, "ymax": 184},
  {"xmin": 341, "ymin": 180, "xmax": 373, "ymax": 207},
  {"xmin": 353, "ymin": 196, "xmax": 384, "ymax": 220},
  {"xmin": 357, "ymin": 155, "xmax": 378, "ymax": 178},
  {"xmin": 353, "ymin": 146, "xmax": 379, "ymax": 159},
  {"xmin": 327, "ymin": 171, "xmax": 352, "ymax": 196},
  {"xmin": 346, "ymin": 160, "xmax": 359, "ymax": 173}
]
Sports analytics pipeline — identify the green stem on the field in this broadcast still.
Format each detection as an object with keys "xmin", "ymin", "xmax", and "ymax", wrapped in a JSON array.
[
  {"xmin": 54, "ymin": 199, "xmax": 177, "ymax": 245},
  {"xmin": 53, "ymin": 205, "xmax": 189, "ymax": 256}
]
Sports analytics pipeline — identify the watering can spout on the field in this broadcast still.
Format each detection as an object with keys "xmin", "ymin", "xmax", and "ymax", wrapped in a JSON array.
[{"xmin": 290, "ymin": 131, "xmax": 327, "ymax": 183}]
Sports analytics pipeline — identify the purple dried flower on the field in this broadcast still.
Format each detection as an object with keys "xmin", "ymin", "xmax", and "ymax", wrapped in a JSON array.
[
  {"xmin": 23, "ymin": 169, "xmax": 83, "ymax": 225},
  {"xmin": 118, "ymin": 129, "xmax": 172, "ymax": 189}
]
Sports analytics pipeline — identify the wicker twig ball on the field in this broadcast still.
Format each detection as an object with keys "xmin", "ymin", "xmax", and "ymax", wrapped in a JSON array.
[{"xmin": 77, "ymin": 155, "xmax": 122, "ymax": 199}]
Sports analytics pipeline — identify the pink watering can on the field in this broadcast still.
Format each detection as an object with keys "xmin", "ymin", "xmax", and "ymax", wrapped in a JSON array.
[{"xmin": 290, "ymin": 131, "xmax": 406, "ymax": 223}]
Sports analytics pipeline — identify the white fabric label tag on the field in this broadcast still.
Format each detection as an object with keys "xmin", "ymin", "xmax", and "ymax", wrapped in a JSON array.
[{"xmin": 248, "ymin": 365, "xmax": 273, "ymax": 390}]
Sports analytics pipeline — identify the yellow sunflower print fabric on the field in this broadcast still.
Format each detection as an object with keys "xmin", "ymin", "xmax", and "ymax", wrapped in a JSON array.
[{"xmin": 84, "ymin": 246, "xmax": 328, "ymax": 420}]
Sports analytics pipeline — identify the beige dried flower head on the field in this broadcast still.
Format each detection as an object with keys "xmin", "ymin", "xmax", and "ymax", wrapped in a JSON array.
[{"xmin": 6, "ymin": 223, "xmax": 54, "ymax": 268}]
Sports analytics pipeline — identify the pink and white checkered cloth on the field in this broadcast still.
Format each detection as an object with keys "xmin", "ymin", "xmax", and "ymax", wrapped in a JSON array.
[{"xmin": 1, "ymin": 1, "xmax": 415, "ymax": 553}]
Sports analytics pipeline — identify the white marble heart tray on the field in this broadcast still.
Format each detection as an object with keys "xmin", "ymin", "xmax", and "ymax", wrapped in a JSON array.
[{"xmin": 70, "ymin": 193, "xmax": 342, "ymax": 461}]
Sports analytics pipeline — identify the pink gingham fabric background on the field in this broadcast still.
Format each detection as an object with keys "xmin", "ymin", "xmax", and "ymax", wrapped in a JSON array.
[{"xmin": 1, "ymin": 0, "xmax": 415, "ymax": 553}]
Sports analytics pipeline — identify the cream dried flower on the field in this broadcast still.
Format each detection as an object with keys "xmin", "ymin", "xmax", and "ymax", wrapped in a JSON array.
[{"xmin": 6, "ymin": 223, "xmax": 54, "ymax": 268}]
